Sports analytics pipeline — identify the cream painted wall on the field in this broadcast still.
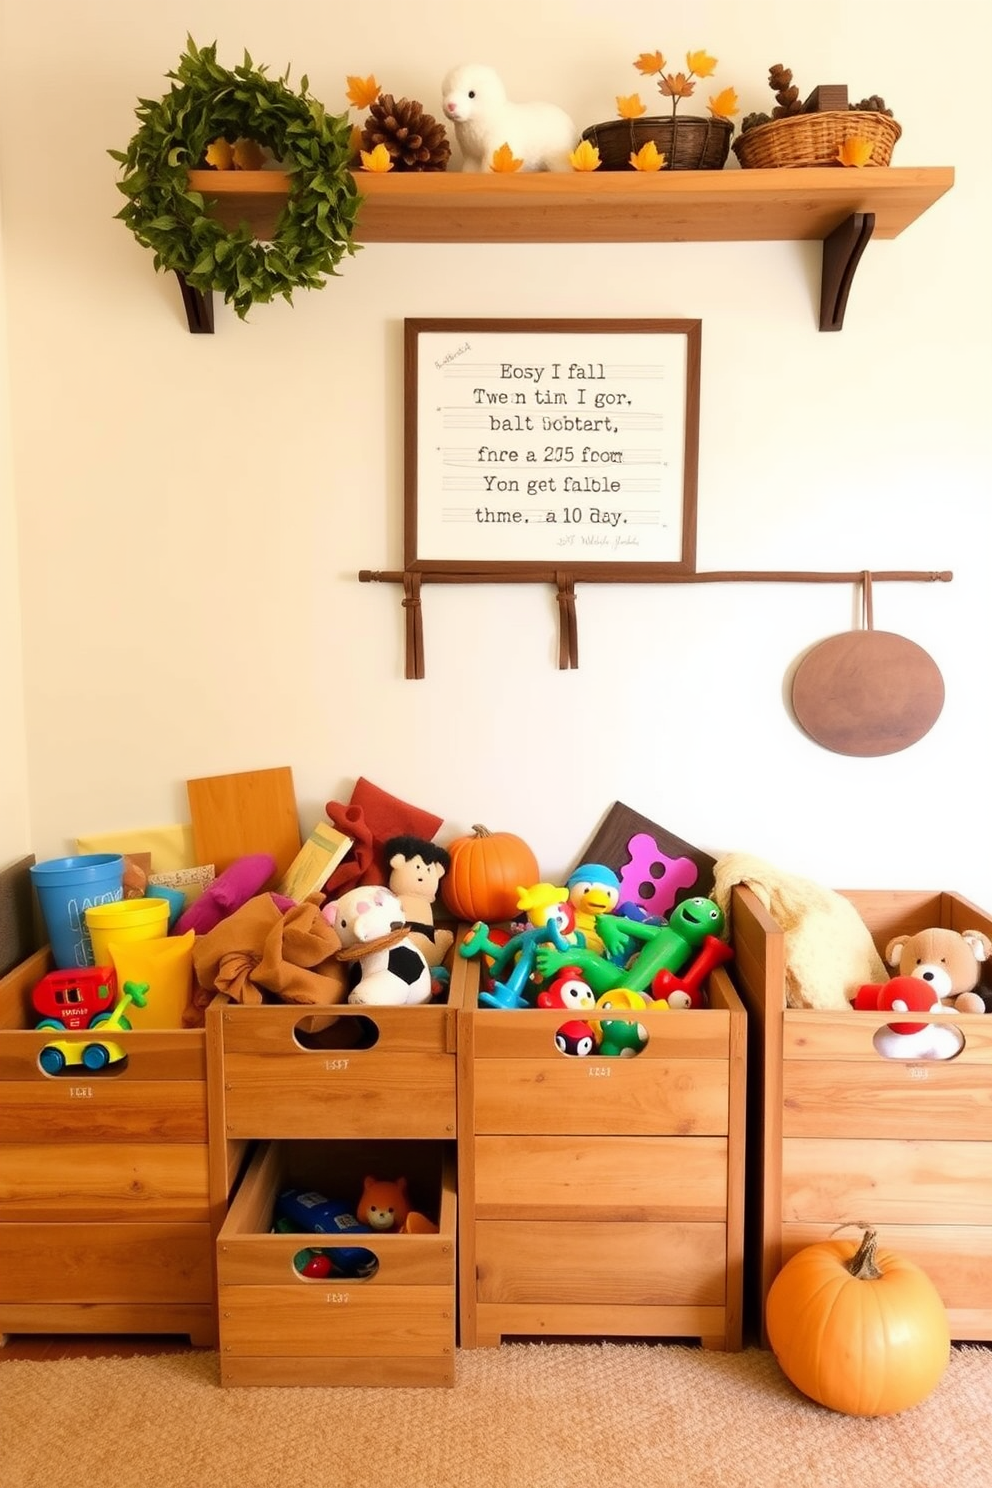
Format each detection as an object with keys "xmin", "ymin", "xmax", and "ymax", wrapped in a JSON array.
[
  {"xmin": 0, "ymin": 179, "xmax": 30, "ymax": 864},
  {"xmin": 1, "ymin": 0, "xmax": 989, "ymax": 898}
]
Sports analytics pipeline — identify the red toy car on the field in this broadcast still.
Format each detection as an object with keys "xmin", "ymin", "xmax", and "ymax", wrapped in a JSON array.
[{"xmin": 32, "ymin": 967, "xmax": 120, "ymax": 1031}]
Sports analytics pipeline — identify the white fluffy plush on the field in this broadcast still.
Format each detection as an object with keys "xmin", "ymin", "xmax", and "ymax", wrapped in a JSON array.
[
  {"xmin": 321, "ymin": 886, "xmax": 432, "ymax": 1007},
  {"xmin": 712, "ymin": 852, "xmax": 887, "ymax": 1011},
  {"xmin": 441, "ymin": 63, "xmax": 577, "ymax": 172}
]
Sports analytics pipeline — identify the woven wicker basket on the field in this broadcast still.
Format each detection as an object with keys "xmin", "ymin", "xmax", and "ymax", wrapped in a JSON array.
[
  {"xmin": 732, "ymin": 109, "xmax": 901, "ymax": 169},
  {"xmin": 581, "ymin": 115, "xmax": 734, "ymax": 171}
]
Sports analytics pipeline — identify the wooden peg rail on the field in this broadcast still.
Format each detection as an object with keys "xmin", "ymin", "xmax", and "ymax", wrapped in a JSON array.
[{"xmin": 359, "ymin": 567, "xmax": 953, "ymax": 679}]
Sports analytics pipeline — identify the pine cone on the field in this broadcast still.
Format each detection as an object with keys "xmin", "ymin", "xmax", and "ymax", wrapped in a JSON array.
[
  {"xmin": 361, "ymin": 94, "xmax": 451, "ymax": 171},
  {"xmin": 741, "ymin": 110, "xmax": 772, "ymax": 134},
  {"xmin": 851, "ymin": 95, "xmax": 893, "ymax": 116},
  {"xmin": 767, "ymin": 62, "xmax": 803, "ymax": 118}
]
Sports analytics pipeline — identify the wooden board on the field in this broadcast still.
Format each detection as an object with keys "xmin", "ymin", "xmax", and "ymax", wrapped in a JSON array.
[
  {"xmin": 0, "ymin": 855, "xmax": 42, "ymax": 977},
  {"xmin": 186, "ymin": 767, "xmax": 301, "ymax": 876},
  {"xmin": 570, "ymin": 800, "xmax": 717, "ymax": 918}
]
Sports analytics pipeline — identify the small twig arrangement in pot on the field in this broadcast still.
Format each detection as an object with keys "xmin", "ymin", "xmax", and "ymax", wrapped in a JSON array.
[
  {"xmin": 734, "ymin": 63, "xmax": 901, "ymax": 169},
  {"xmin": 109, "ymin": 36, "xmax": 361, "ymax": 319},
  {"xmin": 579, "ymin": 48, "xmax": 739, "ymax": 171}
]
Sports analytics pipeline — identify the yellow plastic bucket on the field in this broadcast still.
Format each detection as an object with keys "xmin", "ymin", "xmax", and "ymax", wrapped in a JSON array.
[
  {"xmin": 84, "ymin": 896, "xmax": 170, "ymax": 967},
  {"xmin": 106, "ymin": 930, "xmax": 196, "ymax": 1030}
]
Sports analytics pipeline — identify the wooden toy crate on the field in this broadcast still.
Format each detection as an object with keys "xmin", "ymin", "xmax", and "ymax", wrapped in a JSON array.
[
  {"xmin": 0, "ymin": 948, "xmax": 223, "ymax": 1345},
  {"xmin": 216, "ymin": 1138, "xmax": 457, "ymax": 1386},
  {"xmin": 207, "ymin": 989, "xmax": 462, "ymax": 1144},
  {"xmin": 453, "ymin": 950, "xmax": 746, "ymax": 1350},
  {"xmin": 730, "ymin": 885, "xmax": 992, "ymax": 1344}
]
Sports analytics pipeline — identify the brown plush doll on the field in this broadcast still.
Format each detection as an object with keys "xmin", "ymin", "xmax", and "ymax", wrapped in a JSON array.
[
  {"xmin": 385, "ymin": 835, "xmax": 454, "ymax": 970},
  {"xmin": 884, "ymin": 926, "xmax": 992, "ymax": 1014}
]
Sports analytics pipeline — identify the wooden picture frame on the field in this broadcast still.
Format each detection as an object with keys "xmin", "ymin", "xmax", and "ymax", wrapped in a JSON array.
[{"xmin": 404, "ymin": 318, "xmax": 701, "ymax": 577}]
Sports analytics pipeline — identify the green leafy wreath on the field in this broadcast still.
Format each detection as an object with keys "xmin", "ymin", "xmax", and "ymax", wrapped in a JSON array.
[{"xmin": 110, "ymin": 38, "xmax": 361, "ymax": 319}]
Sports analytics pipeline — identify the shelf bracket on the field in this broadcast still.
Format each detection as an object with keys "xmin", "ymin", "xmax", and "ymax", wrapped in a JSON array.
[
  {"xmin": 819, "ymin": 211, "xmax": 875, "ymax": 332},
  {"xmin": 175, "ymin": 272, "xmax": 215, "ymax": 334}
]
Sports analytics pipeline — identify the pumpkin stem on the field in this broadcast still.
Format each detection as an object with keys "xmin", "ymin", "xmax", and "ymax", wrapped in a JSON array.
[
  {"xmin": 470, "ymin": 825, "xmax": 492, "ymax": 838},
  {"xmin": 845, "ymin": 1226, "xmax": 882, "ymax": 1280}
]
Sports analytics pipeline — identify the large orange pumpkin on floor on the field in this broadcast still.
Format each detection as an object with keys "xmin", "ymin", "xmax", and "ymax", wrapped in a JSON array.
[
  {"xmin": 440, "ymin": 824, "xmax": 539, "ymax": 925},
  {"xmin": 766, "ymin": 1226, "xmax": 950, "ymax": 1416}
]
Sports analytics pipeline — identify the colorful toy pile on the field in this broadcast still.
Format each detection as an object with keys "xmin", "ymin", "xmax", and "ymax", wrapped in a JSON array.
[{"xmin": 459, "ymin": 864, "xmax": 734, "ymax": 1055}]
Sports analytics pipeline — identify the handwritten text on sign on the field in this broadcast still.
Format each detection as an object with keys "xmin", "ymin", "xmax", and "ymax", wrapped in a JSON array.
[{"xmin": 414, "ymin": 330, "xmax": 690, "ymax": 564}]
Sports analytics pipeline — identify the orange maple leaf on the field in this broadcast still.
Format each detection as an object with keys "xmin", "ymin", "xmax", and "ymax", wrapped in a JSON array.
[
  {"xmin": 617, "ymin": 93, "xmax": 647, "ymax": 119},
  {"xmin": 360, "ymin": 143, "xmax": 394, "ymax": 172},
  {"xmin": 660, "ymin": 72, "xmax": 695, "ymax": 101},
  {"xmin": 345, "ymin": 74, "xmax": 381, "ymax": 109},
  {"xmin": 629, "ymin": 141, "xmax": 666, "ymax": 172},
  {"xmin": 633, "ymin": 50, "xmax": 666, "ymax": 76},
  {"xmin": 232, "ymin": 138, "xmax": 265, "ymax": 170},
  {"xmin": 569, "ymin": 139, "xmax": 601, "ymax": 171},
  {"xmin": 836, "ymin": 136, "xmax": 875, "ymax": 167},
  {"xmin": 686, "ymin": 50, "xmax": 718, "ymax": 78},
  {"xmin": 204, "ymin": 137, "xmax": 234, "ymax": 170},
  {"xmin": 491, "ymin": 142, "xmax": 523, "ymax": 172},
  {"xmin": 708, "ymin": 87, "xmax": 739, "ymax": 120}
]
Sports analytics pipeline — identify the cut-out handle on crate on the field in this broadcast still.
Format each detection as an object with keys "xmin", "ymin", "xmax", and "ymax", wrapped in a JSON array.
[
  {"xmin": 871, "ymin": 1021, "xmax": 965, "ymax": 1062},
  {"xmin": 292, "ymin": 1012, "xmax": 380, "ymax": 1052}
]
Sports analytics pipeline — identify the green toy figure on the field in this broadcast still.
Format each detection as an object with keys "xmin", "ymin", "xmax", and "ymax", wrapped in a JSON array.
[{"xmin": 534, "ymin": 896, "xmax": 726, "ymax": 996}]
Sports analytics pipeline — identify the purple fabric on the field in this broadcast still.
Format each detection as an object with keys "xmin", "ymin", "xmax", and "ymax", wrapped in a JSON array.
[{"xmin": 175, "ymin": 854, "xmax": 277, "ymax": 936}]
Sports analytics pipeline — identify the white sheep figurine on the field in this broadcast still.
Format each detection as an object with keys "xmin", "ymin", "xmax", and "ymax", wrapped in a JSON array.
[{"xmin": 441, "ymin": 63, "xmax": 577, "ymax": 173}]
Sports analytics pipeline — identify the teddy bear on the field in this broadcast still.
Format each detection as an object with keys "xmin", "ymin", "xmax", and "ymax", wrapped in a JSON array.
[
  {"xmin": 441, "ymin": 63, "xmax": 577, "ymax": 172},
  {"xmin": 321, "ymin": 885, "xmax": 432, "ymax": 1006},
  {"xmin": 884, "ymin": 926, "xmax": 992, "ymax": 1014},
  {"xmin": 356, "ymin": 1175, "xmax": 411, "ymax": 1232},
  {"xmin": 384, "ymin": 834, "xmax": 454, "ymax": 970}
]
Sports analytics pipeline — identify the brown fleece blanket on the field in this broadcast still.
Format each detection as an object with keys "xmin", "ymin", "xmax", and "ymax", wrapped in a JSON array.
[{"xmin": 186, "ymin": 894, "xmax": 348, "ymax": 1023}]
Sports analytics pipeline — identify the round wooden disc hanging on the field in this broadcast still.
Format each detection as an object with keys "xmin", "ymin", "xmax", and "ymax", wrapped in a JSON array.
[{"xmin": 791, "ymin": 572, "xmax": 945, "ymax": 757}]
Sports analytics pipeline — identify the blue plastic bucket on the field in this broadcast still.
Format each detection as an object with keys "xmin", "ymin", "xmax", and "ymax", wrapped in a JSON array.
[{"xmin": 29, "ymin": 854, "xmax": 124, "ymax": 969}]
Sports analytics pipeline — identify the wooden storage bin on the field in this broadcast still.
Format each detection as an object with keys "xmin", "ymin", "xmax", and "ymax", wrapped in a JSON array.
[
  {"xmin": 216, "ymin": 1138, "xmax": 457, "ymax": 1386},
  {"xmin": 0, "ymin": 948, "xmax": 224, "ymax": 1345},
  {"xmin": 731, "ymin": 885, "xmax": 992, "ymax": 1344},
  {"xmin": 454, "ymin": 949, "xmax": 746, "ymax": 1350},
  {"xmin": 207, "ymin": 993, "xmax": 461, "ymax": 1144}
]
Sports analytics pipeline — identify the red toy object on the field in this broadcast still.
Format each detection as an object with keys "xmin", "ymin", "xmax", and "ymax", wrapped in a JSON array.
[
  {"xmin": 651, "ymin": 934, "xmax": 734, "ymax": 1008},
  {"xmin": 536, "ymin": 966, "xmax": 596, "ymax": 1013},
  {"xmin": 32, "ymin": 966, "xmax": 119, "ymax": 1031},
  {"xmin": 852, "ymin": 976, "xmax": 942, "ymax": 1034},
  {"xmin": 554, "ymin": 1020, "xmax": 597, "ymax": 1057}
]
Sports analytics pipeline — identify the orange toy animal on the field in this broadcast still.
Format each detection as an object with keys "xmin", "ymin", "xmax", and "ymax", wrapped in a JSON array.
[
  {"xmin": 356, "ymin": 1176, "xmax": 411, "ymax": 1233},
  {"xmin": 355, "ymin": 1174, "xmax": 439, "ymax": 1235}
]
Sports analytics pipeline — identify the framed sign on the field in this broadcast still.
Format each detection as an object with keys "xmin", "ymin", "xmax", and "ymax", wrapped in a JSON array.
[{"xmin": 404, "ymin": 318, "xmax": 700, "ymax": 577}]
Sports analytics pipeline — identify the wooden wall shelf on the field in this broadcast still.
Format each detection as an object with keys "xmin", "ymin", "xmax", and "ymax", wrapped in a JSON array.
[{"xmin": 182, "ymin": 166, "xmax": 954, "ymax": 333}]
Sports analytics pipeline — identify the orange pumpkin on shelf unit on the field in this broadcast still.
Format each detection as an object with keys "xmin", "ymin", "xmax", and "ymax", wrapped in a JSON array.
[{"xmin": 440, "ymin": 824, "xmax": 540, "ymax": 925}]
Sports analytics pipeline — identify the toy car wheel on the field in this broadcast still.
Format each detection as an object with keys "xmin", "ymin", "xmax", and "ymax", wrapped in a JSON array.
[
  {"xmin": 39, "ymin": 1045, "xmax": 66, "ymax": 1074},
  {"xmin": 35, "ymin": 1018, "xmax": 64, "ymax": 1032},
  {"xmin": 82, "ymin": 1043, "xmax": 110, "ymax": 1070}
]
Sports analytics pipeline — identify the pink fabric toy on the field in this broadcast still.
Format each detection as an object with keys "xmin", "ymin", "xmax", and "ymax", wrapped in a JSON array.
[{"xmin": 175, "ymin": 854, "xmax": 291, "ymax": 936}]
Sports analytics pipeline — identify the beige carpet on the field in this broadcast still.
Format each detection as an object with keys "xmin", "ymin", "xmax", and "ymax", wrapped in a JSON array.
[{"xmin": 2, "ymin": 1342, "xmax": 991, "ymax": 1488}]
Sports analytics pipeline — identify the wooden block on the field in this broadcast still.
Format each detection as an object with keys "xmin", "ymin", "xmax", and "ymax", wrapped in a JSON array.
[
  {"xmin": 275, "ymin": 821, "xmax": 353, "ymax": 903},
  {"xmin": 187, "ymin": 766, "xmax": 301, "ymax": 876},
  {"xmin": 803, "ymin": 84, "xmax": 849, "ymax": 113}
]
